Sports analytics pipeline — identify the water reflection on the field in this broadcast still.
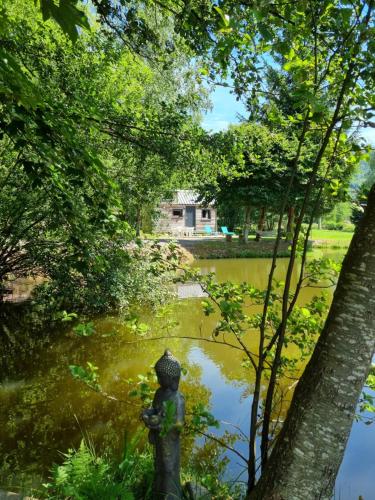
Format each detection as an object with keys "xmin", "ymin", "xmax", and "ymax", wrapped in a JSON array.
[{"xmin": 0, "ymin": 254, "xmax": 374, "ymax": 499}]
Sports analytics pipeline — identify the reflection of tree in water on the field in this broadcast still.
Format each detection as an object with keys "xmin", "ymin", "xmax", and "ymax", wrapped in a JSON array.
[
  {"xmin": 0, "ymin": 302, "xmax": 63, "ymax": 376},
  {"xmin": 170, "ymin": 266, "xmax": 330, "ymax": 458},
  {"xmin": 198, "ymin": 258, "xmax": 296, "ymax": 290},
  {"xmin": 0, "ymin": 258, "xmax": 339, "ymax": 489},
  {"xmin": 172, "ymin": 263, "xmax": 332, "ymax": 391},
  {"xmin": 0, "ymin": 309, "xmax": 211, "ymax": 488}
]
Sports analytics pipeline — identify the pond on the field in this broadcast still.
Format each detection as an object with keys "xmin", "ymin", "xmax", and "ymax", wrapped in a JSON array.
[{"xmin": 0, "ymin": 253, "xmax": 374, "ymax": 498}]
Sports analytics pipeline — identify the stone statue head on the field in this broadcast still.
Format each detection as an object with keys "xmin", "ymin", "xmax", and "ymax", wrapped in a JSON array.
[{"xmin": 155, "ymin": 349, "xmax": 181, "ymax": 391}]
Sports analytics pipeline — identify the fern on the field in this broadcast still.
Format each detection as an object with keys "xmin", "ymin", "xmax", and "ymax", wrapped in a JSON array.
[{"xmin": 45, "ymin": 440, "xmax": 134, "ymax": 499}]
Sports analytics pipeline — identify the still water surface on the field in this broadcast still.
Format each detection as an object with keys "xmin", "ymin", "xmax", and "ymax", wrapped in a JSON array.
[{"xmin": 0, "ymin": 253, "xmax": 374, "ymax": 498}]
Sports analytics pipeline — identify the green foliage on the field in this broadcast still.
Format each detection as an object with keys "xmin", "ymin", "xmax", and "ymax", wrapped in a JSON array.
[
  {"xmin": 351, "ymin": 154, "xmax": 375, "ymax": 224},
  {"xmin": 323, "ymin": 202, "xmax": 353, "ymax": 230},
  {"xmin": 127, "ymin": 371, "xmax": 156, "ymax": 407},
  {"xmin": 69, "ymin": 362, "xmax": 101, "ymax": 392},
  {"xmin": 44, "ymin": 436, "xmax": 155, "ymax": 500},
  {"xmin": 44, "ymin": 434, "xmax": 238, "ymax": 499},
  {"xmin": 199, "ymin": 122, "xmax": 298, "ymax": 236},
  {"xmin": 358, "ymin": 365, "xmax": 375, "ymax": 424},
  {"xmin": 57, "ymin": 310, "xmax": 79, "ymax": 322},
  {"xmin": 0, "ymin": 0, "xmax": 210, "ymax": 309},
  {"xmin": 36, "ymin": 0, "xmax": 90, "ymax": 42},
  {"xmin": 32, "ymin": 241, "xmax": 177, "ymax": 315},
  {"xmin": 73, "ymin": 322, "xmax": 95, "ymax": 337},
  {"xmin": 0, "ymin": 1, "xmax": 125, "ymax": 288},
  {"xmin": 189, "ymin": 403, "xmax": 220, "ymax": 432},
  {"xmin": 184, "ymin": 436, "xmax": 245, "ymax": 498},
  {"xmin": 303, "ymin": 258, "xmax": 341, "ymax": 287},
  {"xmin": 125, "ymin": 317, "xmax": 151, "ymax": 337},
  {"xmin": 159, "ymin": 400, "xmax": 177, "ymax": 437},
  {"xmin": 44, "ymin": 440, "xmax": 132, "ymax": 500},
  {"xmin": 166, "ymin": 256, "xmax": 341, "ymax": 435},
  {"xmin": 2, "ymin": 0, "xmax": 374, "ymax": 493},
  {"xmin": 283, "ymin": 296, "xmax": 329, "ymax": 360}
]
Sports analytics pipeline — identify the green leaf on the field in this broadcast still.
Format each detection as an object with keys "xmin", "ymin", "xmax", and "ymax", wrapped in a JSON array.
[
  {"xmin": 214, "ymin": 6, "xmax": 230, "ymax": 27},
  {"xmin": 301, "ymin": 308, "xmax": 311, "ymax": 318},
  {"xmin": 38, "ymin": 0, "xmax": 90, "ymax": 42},
  {"xmin": 73, "ymin": 321, "xmax": 95, "ymax": 337}
]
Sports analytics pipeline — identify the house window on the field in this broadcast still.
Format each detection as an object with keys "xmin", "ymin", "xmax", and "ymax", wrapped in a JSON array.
[
  {"xmin": 172, "ymin": 209, "xmax": 183, "ymax": 217},
  {"xmin": 202, "ymin": 209, "xmax": 211, "ymax": 219}
]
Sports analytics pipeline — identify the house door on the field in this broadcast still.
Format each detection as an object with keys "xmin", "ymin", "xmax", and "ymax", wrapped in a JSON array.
[{"xmin": 185, "ymin": 206, "xmax": 196, "ymax": 228}]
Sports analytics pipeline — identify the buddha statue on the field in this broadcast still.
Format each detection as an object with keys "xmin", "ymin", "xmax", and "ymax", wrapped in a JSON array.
[{"xmin": 142, "ymin": 349, "xmax": 185, "ymax": 499}]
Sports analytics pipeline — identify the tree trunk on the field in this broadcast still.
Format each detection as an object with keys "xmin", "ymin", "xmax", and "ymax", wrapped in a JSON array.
[
  {"xmin": 258, "ymin": 207, "xmax": 266, "ymax": 231},
  {"xmin": 243, "ymin": 205, "xmax": 251, "ymax": 243},
  {"xmin": 250, "ymin": 184, "xmax": 375, "ymax": 500},
  {"xmin": 286, "ymin": 206, "xmax": 295, "ymax": 236},
  {"xmin": 135, "ymin": 206, "xmax": 142, "ymax": 237},
  {"xmin": 255, "ymin": 207, "xmax": 266, "ymax": 241}
]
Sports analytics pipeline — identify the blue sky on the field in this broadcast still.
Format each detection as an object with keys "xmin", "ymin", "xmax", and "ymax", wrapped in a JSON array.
[
  {"xmin": 202, "ymin": 85, "xmax": 375, "ymax": 146},
  {"xmin": 201, "ymin": 85, "xmax": 247, "ymax": 133}
]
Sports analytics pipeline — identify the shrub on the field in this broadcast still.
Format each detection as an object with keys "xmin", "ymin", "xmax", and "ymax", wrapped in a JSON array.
[
  {"xmin": 44, "ymin": 441, "xmax": 130, "ymax": 499},
  {"xmin": 43, "ymin": 433, "xmax": 243, "ymax": 499},
  {"xmin": 32, "ymin": 241, "xmax": 178, "ymax": 315},
  {"xmin": 342, "ymin": 222, "xmax": 355, "ymax": 232},
  {"xmin": 44, "ymin": 436, "xmax": 154, "ymax": 500},
  {"xmin": 323, "ymin": 222, "xmax": 344, "ymax": 230}
]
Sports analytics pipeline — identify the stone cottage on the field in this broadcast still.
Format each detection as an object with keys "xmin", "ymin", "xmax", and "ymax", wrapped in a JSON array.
[{"xmin": 156, "ymin": 190, "xmax": 217, "ymax": 235}]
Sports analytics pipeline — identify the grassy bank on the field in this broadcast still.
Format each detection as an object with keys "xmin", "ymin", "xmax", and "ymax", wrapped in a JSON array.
[
  {"xmin": 180, "ymin": 239, "xmax": 291, "ymax": 259},
  {"xmin": 177, "ymin": 229, "xmax": 354, "ymax": 259},
  {"xmin": 310, "ymin": 229, "xmax": 353, "ymax": 249}
]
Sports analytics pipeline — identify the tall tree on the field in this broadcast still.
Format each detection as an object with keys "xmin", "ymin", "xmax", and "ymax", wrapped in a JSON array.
[{"xmin": 251, "ymin": 183, "xmax": 375, "ymax": 499}]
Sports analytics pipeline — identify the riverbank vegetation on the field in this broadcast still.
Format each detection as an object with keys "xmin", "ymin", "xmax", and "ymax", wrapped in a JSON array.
[
  {"xmin": 1, "ymin": 0, "xmax": 375, "ymax": 499},
  {"xmin": 42, "ymin": 436, "xmax": 238, "ymax": 499},
  {"xmin": 180, "ymin": 238, "xmax": 291, "ymax": 259},
  {"xmin": 174, "ymin": 228, "xmax": 354, "ymax": 259},
  {"xmin": 0, "ymin": 0, "xmax": 211, "ymax": 314}
]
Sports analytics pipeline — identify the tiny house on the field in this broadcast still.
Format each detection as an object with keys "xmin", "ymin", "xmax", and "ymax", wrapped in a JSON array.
[{"xmin": 156, "ymin": 190, "xmax": 217, "ymax": 235}]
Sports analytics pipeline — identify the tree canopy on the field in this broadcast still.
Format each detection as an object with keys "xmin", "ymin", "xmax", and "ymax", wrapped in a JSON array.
[{"xmin": 0, "ymin": 0, "xmax": 212, "ymax": 308}]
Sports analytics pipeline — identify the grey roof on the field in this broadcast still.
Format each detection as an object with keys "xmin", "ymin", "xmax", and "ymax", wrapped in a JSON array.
[
  {"xmin": 162, "ymin": 190, "xmax": 213, "ymax": 206},
  {"xmin": 175, "ymin": 190, "xmax": 200, "ymax": 205}
]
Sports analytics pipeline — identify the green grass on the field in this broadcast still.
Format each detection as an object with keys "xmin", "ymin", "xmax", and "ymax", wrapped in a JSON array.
[
  {"xmin": 150, "ymin": 229, "xmax": 354, "ymax": 259},
  {"xmin": 181, "ymin": 239, "xmax": 291, "ymax": 259},
  {"xmin": 179, "ymin": 229, "xmax": 355, "ymax": 259},
  {"xmin": 310, "ymin": 229, "xmax": 353, "ymax": 241}
]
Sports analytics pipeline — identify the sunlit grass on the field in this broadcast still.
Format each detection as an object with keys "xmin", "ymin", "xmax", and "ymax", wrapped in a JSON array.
[{"xmin": 311, "ymin": 229, "xmax": 354, "ymax": 241}]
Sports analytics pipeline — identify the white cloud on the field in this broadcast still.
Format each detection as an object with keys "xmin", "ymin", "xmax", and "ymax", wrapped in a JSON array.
[{"xmin": 202, "ymin": 118, "xmax": 230, "ymax": 133}]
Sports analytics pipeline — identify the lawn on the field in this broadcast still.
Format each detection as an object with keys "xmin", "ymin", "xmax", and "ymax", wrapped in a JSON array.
[{"xmin": 311, "ymin": 229, "xmax": 354, "ymax": 241}]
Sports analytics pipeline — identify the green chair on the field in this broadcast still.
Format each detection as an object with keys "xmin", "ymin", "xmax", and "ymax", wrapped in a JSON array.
[{"xmin": 204, "ymin": 225, "xmax": 213, "ymax": 235}]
